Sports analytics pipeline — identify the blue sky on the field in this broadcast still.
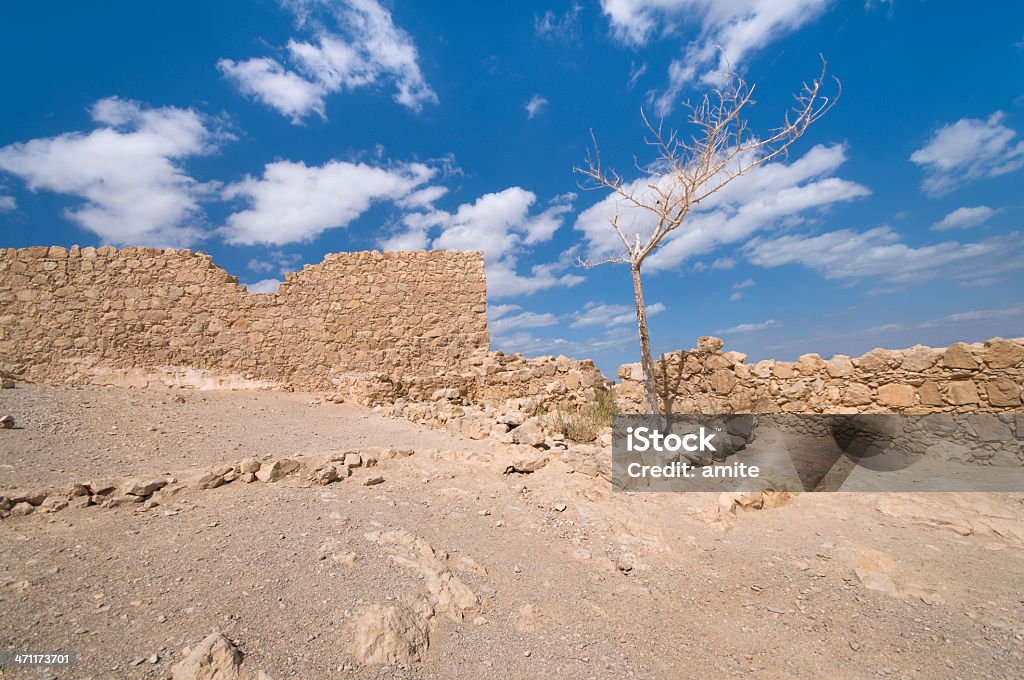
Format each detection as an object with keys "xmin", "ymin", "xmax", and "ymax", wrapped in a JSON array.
[{"xmin": 2, "ymin": 0, "xmax": 1023, "ymax": 376}]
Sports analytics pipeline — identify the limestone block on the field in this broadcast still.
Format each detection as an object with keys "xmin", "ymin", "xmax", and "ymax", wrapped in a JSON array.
[
  {"xmin": 943, "ymin": 343, "xmax": 978, "ymax": 370},
  {"xmin": 947, "ymin": 381, "xmax": 979, "ymax": 405},
  {"xmin": 876, "ymin": 384, "xmax": 915, "ymax": 407}
]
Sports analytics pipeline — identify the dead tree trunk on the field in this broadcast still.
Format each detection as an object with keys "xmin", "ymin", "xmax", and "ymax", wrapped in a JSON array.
[{"xmin": 630, "ymin": 263, "xmax": 660, "ymax": 415}]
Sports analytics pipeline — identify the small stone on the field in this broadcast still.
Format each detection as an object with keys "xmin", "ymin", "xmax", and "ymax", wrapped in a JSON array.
[
  {"xmin": 0, "ymin": 415, "xmax": 14, "ymax": 429},
  {"xmin": 10, "ymin": 502, "xmax": 34, "ymax": 516},
  {"xmin": 850, "ymin": 641, "xmax": 861, "ymax": 651},
  {"xmin": 238, "ymin": 458, "xmax": 261, "ymax": 474},
  {"xmin": 148, "ymin": 654, "xmax": 159, "ymax": 664},
  {"xmin": 553, "ymin": 503, "xmax": 567, "ymax": 512},
  {"xmin": 362, "ymin": 475, "xmax": 385, "ymax": 486},
  {"xmin": 523, "ymin": 650, "xmax": 532, "ymax": 658},
  {"xmin": 0, "ymin": 378, "xmax": 15, "ymax": 389},
  {"xmin": 344, "ymin": 453, "xmax": 362, "ymax": 469},
  {"xmin": 255, "ymin": 459, "xmax": 299, "ymax": 483},
  {"xmin": 195, "ymin": 471, "xmax": 226, "ymax": 490}
]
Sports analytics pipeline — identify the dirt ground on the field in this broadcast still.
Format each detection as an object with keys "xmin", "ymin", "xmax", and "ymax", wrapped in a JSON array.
[{"xmin": 1, "ymin": 385, "xmax": 1023, "ymax": 679}]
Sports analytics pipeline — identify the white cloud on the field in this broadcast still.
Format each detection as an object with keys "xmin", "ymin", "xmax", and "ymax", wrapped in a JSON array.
[
  {"xmin": 728, "ymin": 291, "xmax": 743, "ymax": 302},
  {"xmin": 0, "ymin": 195, "xmax": 15, "ymax": 212},
  {"xmin": 910, "ymin": 111, "xmax": 1024, "ymax": 196},
  {"xmin": 733, "ymin": 278, "xmax": 755, "ymax": 289},
  {"xmin": 931, "ymin": 205, "xmax": 999, "ymax": 231},
  {"xmin": 571, "ymin": 300, "xmax": 665, "ymax": 328},
  {"xmin": 745, "ymin": 226, "xmax": 1024, "ymax": 286},
  {"xmin": 220, "ymin": 0, "xmax": 437, "ymax": 122},
  {"xmin": 221, "ymin": 159, "xmax": 434, "ymax": 245},
  {"xmin": 598, "ymin": 0, "xmax": 830, "ymax": 114},
  {"xmin": 217, "ymin": 57, "xmax": 327, "ymax": 123},
  {"xmin": 917, "ymin": 304, "xmax": 1024, "ymax": 329},
  {"xmin": 0, "ymin": 97, "xmax": 227, "ymax": 247},
  {"xmin": 526, "ymin": 94, "xmax": 548, "ymax": 119},
  {"xmin": 247, "ymin": 251, "xmax": 302, "ymax": 276},
  {"xmin": 574, "ymin": 143, "xmax": 870, "ymax": 272},
  {"xmin": 487, "ymin": 303, "xmax": 521, "ymax": 320},
  {"xmin": 716, "ymin": 319, "xmax": 779, "ymax": 334},
  {"xmin": 535, "ymin": 4, "xmax": 583, "ymax": 42},
  {"xmin": 244, "ymin": 278, "xmax": 283, "ymax": 293},
  {"xmin": 490, "ymin": 310, "xmax": 560, "ymax": 335},
  {"xmin": 628, "ymin": 61, "xmax": 648, "ymax": 89},
  {"xmin": 383, "ymin": 187, "xmax": 582, "ymax": 298}
]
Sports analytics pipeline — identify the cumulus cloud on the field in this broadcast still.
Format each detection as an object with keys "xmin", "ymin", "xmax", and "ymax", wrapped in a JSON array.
[
  {"xmin": 574, "ymin": 143, "xmax": 869, "ymax": 272},
  {"xmin": 382, "ymin": 187, "xmax": 582, "ymax": 298},
  {"xmin": 598, "ymin": 0, "xmax": 830, "ymax": 114},
  {"xmin": 221, "ymin": 159, "xmax": 434, "ymax": 245},
  {"xmin": 217, "ymin": 57, "xmax": 328, "ymax": 123},
  {"xmin": 526, "ymin": 94, "xmax": 548, "ymax": 119},
  {"xmin": 219, "ymin": 0, "xmax": 437, "ymax": 122},
  {"xmin": 745, "ymin": 226, "xmax": 1024, "ymax": 287},
  {"xmin": 0, "ymin": 97, "xmax": 227, "ymax": 247},
  {"xmin": 931, "ymin": 205, "xmax": 999, "ymax": 231},
  {"xmin": 910, "ymin": 111, "xmax": 1024, "ymax": 196}
]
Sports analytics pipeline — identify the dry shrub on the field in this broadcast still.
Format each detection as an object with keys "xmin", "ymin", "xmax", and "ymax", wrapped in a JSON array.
[{"xmin": 547, "ymin": 388, "xmax": 615, "ymax": 443}]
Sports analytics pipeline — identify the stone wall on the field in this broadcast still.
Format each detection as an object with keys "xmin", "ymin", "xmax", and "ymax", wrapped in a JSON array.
[
  {"xmin": 0, "ymin": 245, "xmax": 489, "ymax": 390},
  {"xmin": 617, "ymin": 335, "xmax": 1024, "ymax": 415}
]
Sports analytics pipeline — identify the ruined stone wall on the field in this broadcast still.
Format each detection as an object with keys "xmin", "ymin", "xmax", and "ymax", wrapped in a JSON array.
[
  {"xmin": 617, "ymin": 335, "xmax": 1024, "ymax": 415},
  {"xmin": 0, "ymin": 245, "xmax": 489, "ymax": 390}
]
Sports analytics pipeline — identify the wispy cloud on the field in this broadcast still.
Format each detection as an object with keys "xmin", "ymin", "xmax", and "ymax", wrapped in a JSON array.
[
  {"xmin": 525, "ymin": 94, "xmax": 548, "ymax": 119},
  {"xmin": 745, "ymin": 226, "xmax": 1024, "ymax": 287},
  {"xmin": 535, "ymin": 4, "xmax": 583, "ymax": 42},
  {"xmin": 598, "ymin": 0, "xmax": 831, "ymax": 115},
  {"xmin": 910, "ymin": 111, "xmax": 1024, "ymax": 195},
  {"xmin": 716, "ymin": 319, "xmax": 780, "ymax": 334}
]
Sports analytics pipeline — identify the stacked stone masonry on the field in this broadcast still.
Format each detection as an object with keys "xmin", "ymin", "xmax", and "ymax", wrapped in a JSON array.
[
  {"xmin": 617, "ymin": 335, "xmax": 1024, "ymax": 415},
  {"xmin": 0, "ymin": 246, "xmax": 490, "ymax": 390}
]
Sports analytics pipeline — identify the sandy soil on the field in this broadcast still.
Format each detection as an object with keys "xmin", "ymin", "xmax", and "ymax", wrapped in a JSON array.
[{"xmin": 1, "ymin": 385, "xmax": 1023, "ymax": 679}]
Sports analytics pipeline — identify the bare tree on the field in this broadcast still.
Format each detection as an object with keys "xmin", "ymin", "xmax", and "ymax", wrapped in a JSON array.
[{"xmin": 574, "ymin": 57, "xmax": 839, "ymax": 415}]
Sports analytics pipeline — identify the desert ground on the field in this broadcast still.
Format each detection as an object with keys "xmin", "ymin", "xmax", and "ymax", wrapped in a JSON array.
[{"xmin": 1, "ymin": 384, "xmax": 1023, "ymax": 679}]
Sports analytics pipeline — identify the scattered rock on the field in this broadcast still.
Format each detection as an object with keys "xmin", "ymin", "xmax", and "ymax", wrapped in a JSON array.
[
  {"xmin": 0, "ymin": 414, "xmax": 14, "ymax": 429},
  {"xmin": 120, "ymin": 478, "xmax": 168, "ymax": 497},
  {"xmin": 504, "ymin": 452, "xmax": 549, "ymax": 474},
  {"xmin": 238, "ymin": 458, "xmax": 261, "ymax": 474},
  {"xmin": 0, "ymin": 377, "xmax": 15, "ymax": 389},
  {"xmin": 362, "ymin": 475, "xmax": 385, "ymax": 486},
  {"xmin": 343, "ymin": 453, "xmax": 362, "ymax": 469},
  {"xmin": 255, "ymin": 459, "xmax": 299, "ymax": 483},
  {"xmin": 510, "ymin": 420, "xmax": 546, "ymax": 447},
  {"xmin": 350, "ymin": 604, "xmax": 430, "ymax": 665},
  {"xmin": 10, "ymin": 502, "xmax": 34, "ymax": 516},
  {"xmin": 170, "ymin": 631, "xmax": 243, "ymax": 680}
]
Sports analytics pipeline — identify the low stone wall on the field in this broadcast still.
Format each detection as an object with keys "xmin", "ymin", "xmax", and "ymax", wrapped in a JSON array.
[
  {"xmin": 617, "ymin": 336, "xmax": 1024, "ymax": 415},
  {"xmin": 0, "ymin": 245, "xmax": 488, "ymax": 390}
]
